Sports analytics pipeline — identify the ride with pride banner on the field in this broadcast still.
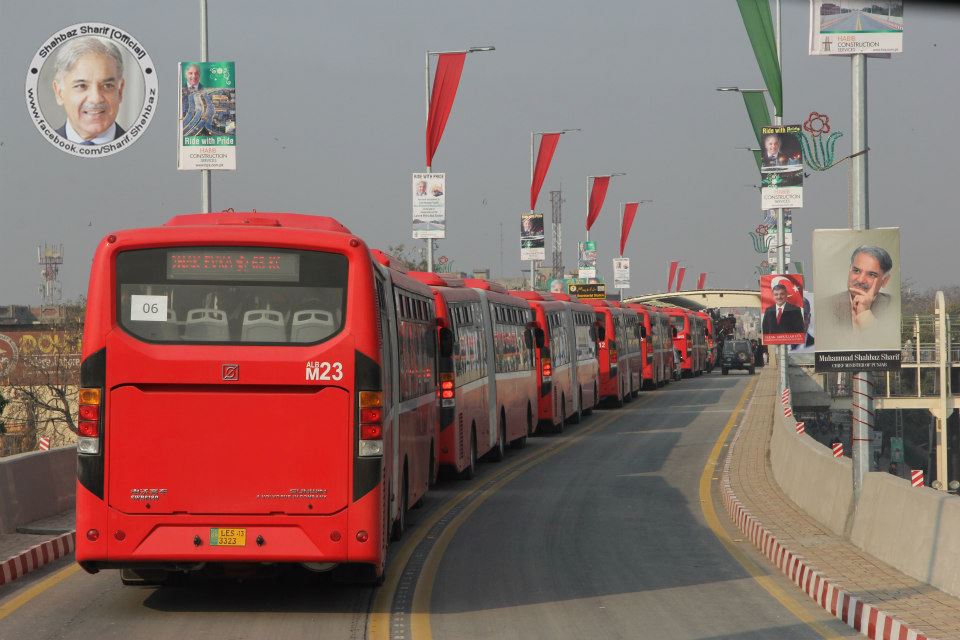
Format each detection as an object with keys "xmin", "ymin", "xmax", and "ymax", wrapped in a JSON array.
[{"xmin": 177, "ymin": 61, "xmax": 236, "ymax": 170}]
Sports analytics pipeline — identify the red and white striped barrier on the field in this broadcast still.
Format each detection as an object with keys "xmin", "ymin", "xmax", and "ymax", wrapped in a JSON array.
[
  {"xmin": 38, "ymin": 436, "xmax": 50, "ymax": 451},
  {"xmin": 781, "ymin": 388, "xmax": 791, "ymax": 405},
  {"xmin": 832, "ymin": 442, "xmax": 844, "ymax": 458},
  {"xmin": 911, "ymin": 470, "xmax": 924, "ymax": 487},
  {"xmin": 795, "ymin": 422, "xmax": 805, "ymax": 435},
  {"xmin": 718, "ymin": 395, "xmax": 934, "ymax": 640},
  {"xmin": 0, "ymin": 531, "xmax": 75, "ymax": 586},
  {"xmin": 783, "ymin": 405, "xmax": 793, "ymax": 418}
]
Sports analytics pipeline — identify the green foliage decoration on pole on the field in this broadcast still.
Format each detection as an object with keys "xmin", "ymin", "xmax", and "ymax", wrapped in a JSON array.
[{"xmin": 799, "ymin": 111, "xmax": 843, "ymax": 171}]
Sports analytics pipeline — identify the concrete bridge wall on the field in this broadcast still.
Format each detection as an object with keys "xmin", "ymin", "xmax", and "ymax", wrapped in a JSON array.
[{"xmin": 0, "ymin": 446, "xmax": 75, "ymax": 533}]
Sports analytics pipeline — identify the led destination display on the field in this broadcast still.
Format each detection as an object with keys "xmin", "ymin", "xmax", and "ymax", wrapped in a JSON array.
[{"xmin": 166, "ymin": 250, "xmax": 300, "ymax": 281}]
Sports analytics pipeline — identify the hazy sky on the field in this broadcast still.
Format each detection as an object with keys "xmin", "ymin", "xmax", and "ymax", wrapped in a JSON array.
[{"xmin": 1, "ymin": 0, "xmax": 956, "ymax": 304}]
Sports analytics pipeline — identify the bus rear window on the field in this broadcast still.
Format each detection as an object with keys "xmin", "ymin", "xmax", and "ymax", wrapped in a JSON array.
[{"xmin": 116, "ymin": 247, "xmax": 348, "ymax": 344}]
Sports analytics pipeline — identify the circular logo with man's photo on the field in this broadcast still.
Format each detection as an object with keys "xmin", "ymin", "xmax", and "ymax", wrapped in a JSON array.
[{"xmin": 24, "ymin": 23, "xmax": 158, "ymax": 158}]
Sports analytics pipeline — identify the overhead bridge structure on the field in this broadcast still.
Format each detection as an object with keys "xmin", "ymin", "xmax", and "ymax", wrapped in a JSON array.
[{"xmin": 625, "ymin": 289, "xmax": 761, "ymax": 311}]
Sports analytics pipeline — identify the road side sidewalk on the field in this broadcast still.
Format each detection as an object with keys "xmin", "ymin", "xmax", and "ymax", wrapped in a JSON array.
[
  {"xmin": 722, "ymin": 368, "xmax": 960, "ymax": 640},
  {"xmin": 0, "ymin": 509, "xmax": 75, "ymax": 587}
]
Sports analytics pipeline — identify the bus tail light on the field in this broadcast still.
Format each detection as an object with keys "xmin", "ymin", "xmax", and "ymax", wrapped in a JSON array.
[
  {"xmin": 359, "ymin": 391, "xmax": 383, "ymax": 457},
  {"xmin": 439, "ymin": 372, "xmax": 455, "ymax": 407},
  {"xmin": 541, "ymin": 358, "xmax": 552, "ymax": 382},
  {"xmin": 610, "ymin": 348, "xmax": 618, "ymax": 365},
  {"xmin": 78, "ymin": 387, "xmax": 101, "ymax": 454}
]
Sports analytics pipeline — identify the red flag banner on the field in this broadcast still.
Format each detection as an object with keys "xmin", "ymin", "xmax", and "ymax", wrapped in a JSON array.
[
  {"xmin": 676, "ymin": 267, "xmax": 686, "ymax": 291},
  {"xmin": 530, "ymin": 133, "xmax": 561, "ymax": 211},
  {"xmin": 619, "ymin": 202, "xmax": 639, "ymax": 256},
  {"xmin": 425, "ymin": 53, "xmax": 467, "ymax": 168},
  {"xmin": 697, "ymin": 272, "xmax": 707, "ymax": 290},
  {"xmin": 667, "ymin": 261, "xmax": 679, "ymax": 292},
  {"xmin": 585, "ymin": 176, "xmax": 610, "ymax": 231}
]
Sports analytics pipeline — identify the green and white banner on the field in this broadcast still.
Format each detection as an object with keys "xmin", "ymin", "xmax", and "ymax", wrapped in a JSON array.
[{"xmin": 178, "ymin": 61, "xmax": 236, "ymax": 170}]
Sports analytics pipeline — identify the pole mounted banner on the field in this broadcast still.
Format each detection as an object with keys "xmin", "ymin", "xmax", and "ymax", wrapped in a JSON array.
[
  {"xmin": 697, "ymin": 272, "xmax": 707, "ymax": 290},
  {"xmin": 585, "ymin": 176, "xmax": 610, "ymax": 231},
  {"xmin": 425, "ymin": 52, "xmax": 466, "ymax": 168},
  {"xmin": 736, "ymin": 0, "xmax": 783, "ymax": 117},
  {"xmin": 676, "ymin": 267, "xmax": 686, "ymax": 291},
  {"xmin": 619, "ymin": 202, "xmax": 639, "ymax": 256},
  {"xmin": 667, "ymin": 260, "xmax": 679, "ymax": 292},
  {"xmin": 530, "ymin": 133, "xmax": 561, "ymax": 211}
]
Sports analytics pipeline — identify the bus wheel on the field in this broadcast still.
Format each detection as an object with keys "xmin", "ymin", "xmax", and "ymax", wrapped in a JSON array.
[
  {"xmin": 571, "ymin": 389, "xmax": 583, "ymax": 424},
  {"xmin": 489, "ymin": 412, "xmax": 506, "ymax": 462},
  {"xmin": 390, "ymin": 467, "xmax": 408, "ymax": 542},
  {"xmin": 460, "ymin": 426, "xmax": 478, "ymax": 480},
  {"xmin": 555, "ymin": 395, "xmax": 566, "ymax": 434}
]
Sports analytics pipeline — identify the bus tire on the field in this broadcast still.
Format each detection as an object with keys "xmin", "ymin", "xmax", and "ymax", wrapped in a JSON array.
[
  {"xmin": 555, "ymin": 395, "xmax": 566, "ymax": 434},
  {"xmin": 571, "ymin": 388, "xmax": 583, "ymax": 424},
  {"xmin": 749, "ymin": 366, "xmax": 756, "ymax": 375},
  {"xmin": 460, "ymin": 426, "xmax": 478, "ymax": 480},
  {"xmin": 390, "ymin": 466, "xmax": 407, "ymax": 542},
  {"xmin": 722, "ymin": 367, "xmax": 729, "ymax": 375},
  {"xmin": 489, "ymin": 412, "xmax": 506, "ymax": 462}
]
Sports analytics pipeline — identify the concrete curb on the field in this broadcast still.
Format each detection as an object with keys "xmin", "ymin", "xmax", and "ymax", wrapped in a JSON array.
[
  {"xmin": 0, "ymin": 530, "xmax": 75, "ymax": 587},
  {"xmin": 719, "ymin": 394, "xmax": 933, "ymax": 640}
]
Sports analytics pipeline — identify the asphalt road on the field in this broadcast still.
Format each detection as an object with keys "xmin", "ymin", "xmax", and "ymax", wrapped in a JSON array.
[
  {"xmin": 821, "ymin": 10, "xmax": 900, "ymax": 33},
  {"xmin": 0, "ymin": 371, "xmax": 858, "ymax": 640}
]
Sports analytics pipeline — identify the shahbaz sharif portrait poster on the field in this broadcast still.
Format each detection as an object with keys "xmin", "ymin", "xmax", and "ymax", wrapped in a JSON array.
[
  {"xmin": 178, "ymin": 61, "xmax": 236, "ymax": 170},
  {"xmin": 813, "ymin": 228, "xmax": 901, "ymax": 372}
]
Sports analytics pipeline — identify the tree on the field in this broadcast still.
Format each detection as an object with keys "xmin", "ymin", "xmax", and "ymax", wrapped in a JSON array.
[{"xmin": 385, "ymin": 243, "xmax": 428, "ymax": 271}]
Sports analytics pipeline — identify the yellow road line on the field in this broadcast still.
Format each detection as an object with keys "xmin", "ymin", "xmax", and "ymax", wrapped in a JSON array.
[
  {"xmin": 0, "ymin": 563, "xmax": 81, "ymax": 621},
  {"xmin": 698, "ymin": 378, "xmax": 843, "ymax": 640},
  {"xmin": 409, "ymin": 410, "xmax": 621, "ymax": 640}
]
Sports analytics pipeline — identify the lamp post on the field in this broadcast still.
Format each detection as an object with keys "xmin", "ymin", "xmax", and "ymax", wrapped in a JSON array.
[
  {"xmin": 529, "ymin": 128, "xmax": 579, "ymax": 290},
  {"xmin": 424, "ymin": 45, "xmax": 495, "ymax": 272},
  {"xmin": 618, "ymin": 200, "xmax": 652, "ymax": 301}
]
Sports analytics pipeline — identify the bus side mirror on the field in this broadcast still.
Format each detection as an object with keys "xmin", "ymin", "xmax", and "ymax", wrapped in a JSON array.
[
  {"xmin": 638, "ymin": 325, "xmax": 646, "ymax": 339},
  {"xmin": 524, "ymin": 328, "xmax": 534, "ymax": 350},
  {"xmin": 595, "ymin": 324, "xmax": 606, "ymax": 341},
  {"xmin": 535, "ymin": 328, "xmax": 545, "ymax": 349},
  {"xmin": 672, "ymin": 327, "xmax": 678, "ymax": 338},
  {"xmin": 439, "ymin": 327, "xmax": 454, "ymax": 358}
]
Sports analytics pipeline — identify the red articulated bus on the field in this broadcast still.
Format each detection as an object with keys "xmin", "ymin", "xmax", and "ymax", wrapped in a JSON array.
[
  {"xmin": 508, "ymin": 291, "xmax": 598, "ymax": 432},
  {"xmin": 696, "ymin": 311, "xmax": 716, "ymax": 372},
  {"xmin": 663, "ymin": 307, "xmax": 707, "ymax": 378},
  {"xmin": 76, "ymin": 213, "xmax": 437, "ymax": 586},
  {"xmin": 584, "ymin": 300, "xmax": 642, "ymax": 406},
  {"xmin": 627, "ymin": 303, "xmax": 673, "ymax": 389},
  {"xmin": 464, "ymin": 278, "xmax": 539, "ymax": 453}
]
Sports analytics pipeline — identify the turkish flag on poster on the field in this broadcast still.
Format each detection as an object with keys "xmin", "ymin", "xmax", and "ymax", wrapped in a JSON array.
[
  {"xmin": 585, "ymin": 176, "xmax": 610, "ymax": 232},
  {"xmin": 619, "ymin": 202, "xmax": 639, "ymax": 256},
  {"xmin": 426, "ymin": 53, "xmax": 466, "ymax": 168},
  {"xmin": 759, "ymin": 274, "xmax": 806, "ymax": 345},
  {"xmin": 531, "ymin": 133, "xmax": 561, "ymax": 212}
]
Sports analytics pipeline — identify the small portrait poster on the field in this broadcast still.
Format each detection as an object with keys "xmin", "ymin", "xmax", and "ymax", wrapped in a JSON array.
[
  {"xmin": 759, "ymin": 274, "xmax": 806, "ymax": 345},
  {"xmin": 178, "ymin": 61, "xmax": 236, "ymax": 170},
  {"xmin": 520, "ymin": 213, "xmax": 545, "ymax": 261},
  {"xmin": 760, "ymin": 125, "xmax": 804, "ymax": 209},
  {"xmin": 578, "ymin": 241, "xmax": 597, "ymax": 279},
  {"xmin": 613, "ymin": 258, "xmax": 630, "ymax": 289},
  {"xmin": 412, "ymin": 173, "xmax": 446, "ymax": 239}
]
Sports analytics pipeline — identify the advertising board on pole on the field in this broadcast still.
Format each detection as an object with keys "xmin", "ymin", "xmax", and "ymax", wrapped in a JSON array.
[
  {"xmin": 760, "ymin": 125, "xmax": 803, "ymax": 209},
  {"xmin": 577, "ymin": 241, "xmax": 597, "ymax": 279},
  {"xmin": 520, "ymin": 213, "xmax": 546, "ymax": 261},
  {"xmin": 412, "ymin": 173, "xmax": 446, "ymax": 239},
  {"xmin": 759, "ymin": 274, "xmax": 807, "ymax": 345},
  {"xmin": 813, "ymin": 228, "xmax": 901, "ymax": 372},
  {"xmin": 178, "ymin": 61, "xmax": 236, "ymax": 170},
  {"xmin": 613, "ymin": 258, "xmax": 630, "ymax": 289},
  {"xmin": 809, "ymin": 0, "xmax": 903, "ymax": 56}
]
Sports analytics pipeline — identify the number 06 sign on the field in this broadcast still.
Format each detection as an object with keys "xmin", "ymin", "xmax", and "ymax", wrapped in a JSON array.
[{"xmin": 130, "ymin": 295, "xmax": 168, "ymax": 321}]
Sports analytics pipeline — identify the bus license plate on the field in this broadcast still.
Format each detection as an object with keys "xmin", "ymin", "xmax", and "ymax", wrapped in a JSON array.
[{"xmin": 210, "ymin": 528, "xmax": 246, "ymax": 546}]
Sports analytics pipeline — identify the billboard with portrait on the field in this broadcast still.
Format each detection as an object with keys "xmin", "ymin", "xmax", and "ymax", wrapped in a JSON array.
[
  {"xmin": 178, "ymin": 61, "xmax": 236, "ymax": 170},
  {"xmin": 520, "ymin": 213, "xmax": 545, "ymax": 261},
  {"xmin": 412, "ymin": 173, "xmax": 446, "ymax": 239},
  {"xmin": 760, "ymin": 125, "xmax": 804, "ymax": 209},
  {"xmin": 813, "ymin": 228, "xmax": 901, "ymax": 372},
  {"xmin": 24, "ymin": 23, "xmax": 158, "ymax": 158},
  {"xmin": 759, "ymin": 274, "xmax": 806, "ymax": 345},
  {"xmin": 613, "ymin": 258, "xmax": 630, "ymax": 289},
  {"xmin": 809, "ymin": 0, "xmax": 903, "ymax": 56},
  {"xmin": 577, "ymin": 241, "xmax": 597, "ymax": 279}
]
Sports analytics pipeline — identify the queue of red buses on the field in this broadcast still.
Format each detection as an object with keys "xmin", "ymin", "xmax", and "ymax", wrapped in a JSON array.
[
  {"xmin": 75, "ymin": 212, "xmax": 716, "ymax": 587},
  {"xmin": 663, "ymin": 306, "xmax": 708, "ymax": 377},
  {"xmin": 627, "ymin": 303, "xmax": 673, "ymax": 389}
]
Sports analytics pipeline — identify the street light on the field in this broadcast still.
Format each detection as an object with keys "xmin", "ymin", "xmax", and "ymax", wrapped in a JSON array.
[
  {"xmin": 528, "ymin": 128, "xmax": 580, "ymax": 290},
  {"xmin": 715, "ymin": 86, "xmax": 767, "ymax": 93},
  {"xmin": 423, "ymin": 45, "xmax": 495, "ymax": 272}
]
